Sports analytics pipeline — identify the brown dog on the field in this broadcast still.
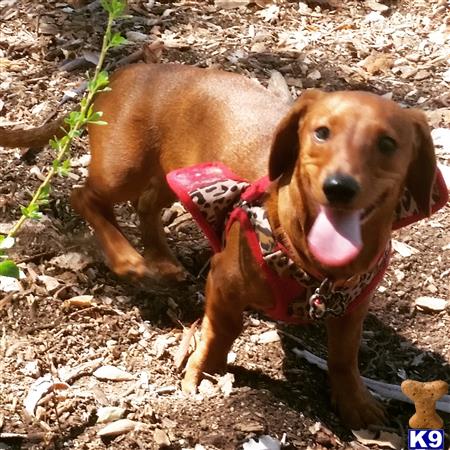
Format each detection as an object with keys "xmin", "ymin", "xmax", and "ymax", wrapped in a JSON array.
[{"xmin": 0, "ymin": 63, "xmax": 443, "ymax": 429}]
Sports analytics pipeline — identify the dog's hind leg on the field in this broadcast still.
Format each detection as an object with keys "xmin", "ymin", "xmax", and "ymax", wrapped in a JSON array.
[
  {"xmin": 71, "ymin": 183, "xmax": 150, "ymax": 278},
  {"xmin": 135, "ymin": 179, "xmax": 188, "ymax": 282}
]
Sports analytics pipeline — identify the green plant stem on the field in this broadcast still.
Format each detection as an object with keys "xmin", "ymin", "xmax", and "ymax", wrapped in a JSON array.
[{"xmin": 6, "ymin": 12, "xmax": 116, "ymax": 241}]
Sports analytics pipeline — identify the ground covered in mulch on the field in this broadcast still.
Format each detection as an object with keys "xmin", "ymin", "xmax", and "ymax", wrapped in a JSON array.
[{"xmin": 0, "ymin": 1, "xmax": 449, "ymax": 449}]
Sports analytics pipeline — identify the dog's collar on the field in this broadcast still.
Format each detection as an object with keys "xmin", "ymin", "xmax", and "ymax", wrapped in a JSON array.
[{"xmin": 272, "ymin": 225, "xmax": 366, "ymax": 318}]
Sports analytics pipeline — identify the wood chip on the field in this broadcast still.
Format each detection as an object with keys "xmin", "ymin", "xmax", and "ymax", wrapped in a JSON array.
[
  {"xmin": 62, "ymin": 295, "xmax": 95, "ymax": 309},
  {"xmin": 96, "ymin": 406, "xmax": 126, "ymax": 424},
  {"xmin": 97, "ymin": 419, "xmax": 139, "ymax": 437}
]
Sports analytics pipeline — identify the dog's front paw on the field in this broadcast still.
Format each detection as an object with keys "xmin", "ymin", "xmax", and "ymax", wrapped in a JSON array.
[
  {"xmin": 333, "ymin": 384, "xmax": 386, "ymax": 429},
  {"xmin": 181, "ymin": 371, "xmax": 201, "ymax": 394},
  {"xmin": 182, "ymin": 354, "xmax": 206, "ymax": 394},
  {"xmin": 182, "ymin": 346, "xmax": 227, "ymax": 394}
]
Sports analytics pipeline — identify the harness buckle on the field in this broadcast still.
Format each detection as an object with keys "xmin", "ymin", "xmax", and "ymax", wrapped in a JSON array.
[{"xmin": 308, "ymin": 279, "xmax": 346, "ymax": 320}]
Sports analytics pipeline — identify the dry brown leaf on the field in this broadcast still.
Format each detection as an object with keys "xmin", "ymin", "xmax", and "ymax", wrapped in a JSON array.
[
  {"xmin": 49, "ymin": 252, "xmax": 93, "ymax": 271},
  {"xmin": 97, "ymin": 419, "xmax": 139, "ymax": 437},
  {"xmin": 391, "ymin": 239, "xmax": 419, "ymax": 257},
  {"xmin": 352, "ymin": 429, "xmax": 402, "ymax": 450},
  {"xmin": 24, "ymin": 375, "xmax": 70, "ymax": 416},
  {"xmin": 173, "ymin": 319, "xmax": 199, "ymax": 371},
  {"xmin": 143, "ymin": 40, "xmax": 165, "ymax": 64}
]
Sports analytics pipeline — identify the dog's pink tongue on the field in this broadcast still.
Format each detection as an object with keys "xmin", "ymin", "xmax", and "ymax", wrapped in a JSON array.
[{"xmin": 307, "ymin": 206, "xmax": 363, "ymax": 267}]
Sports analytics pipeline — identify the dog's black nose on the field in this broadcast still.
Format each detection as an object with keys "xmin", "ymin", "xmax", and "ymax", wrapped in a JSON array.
[{"xmin": 323, "ymin": 174, "xmax": 360, "ymax": 204}]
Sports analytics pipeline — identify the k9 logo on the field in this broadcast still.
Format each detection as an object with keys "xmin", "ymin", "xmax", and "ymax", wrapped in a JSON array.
[{"xmin": 408, "ymin": 429, "xmax": 444, "ymax": 450}]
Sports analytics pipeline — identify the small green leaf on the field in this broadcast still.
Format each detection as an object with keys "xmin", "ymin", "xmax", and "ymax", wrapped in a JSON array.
[
  {"xmin": 66, "ymin": 111, "xmax": 82, "ymax": 126},
  {"xmin": 101, "ymin": 0, "xmax": 126, "ymax": 17},
  {"xmin": 67, "ymin": 129, "xmax": 82, "ymax": 140},
  {"xmin": 93, "ymin": 71, "xmax": 109, "ymax": 91},
  {"xmin": 0, "ymin": 260, "xmax": 20, "ymax": 279},
  {"xmin": 21, "ymin": 204, "xmax": 42, "ymax": 220},
  {"xmin": 49, "ymin": 138, "xmax": 61, "ymax": 150},
  {"xmin": 37, "ymin": 184, "xmax": 51, "ymax": 204},
  {"xmin": 109, "ymin": 33, "xmax": 127, "ymax": 48},
  {"xmin": 58, "ymin": 159, "xmax": 71, "ymax": 176}
]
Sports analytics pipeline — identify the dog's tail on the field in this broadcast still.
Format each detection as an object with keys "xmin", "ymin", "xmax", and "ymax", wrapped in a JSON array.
[{"xmin": 0, "ymin": 116, "xmax": 68, "ymax": 148}]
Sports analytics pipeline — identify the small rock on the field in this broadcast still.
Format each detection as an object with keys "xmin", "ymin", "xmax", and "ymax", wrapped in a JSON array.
[
  {"xmin": 415, "ymin": 296, "xmax": 448, "ymax": 312},
  {"xmin": 0, "ymin": 275, "xmax": 21, "ymax": 292},
  {"xmin": 126, "ymin": 31, "xmax": 148, "ymax": 42},
  {"xmin": 242, "ymin": 435, "xmax": 281, "ymax": 450},
  {"xmin": 257, "ymin": 330, "xmax": 280, "ymax": 344},
  {"xmin": 93, "ymin": 365, "xmax": 134, "ymax": 381},
  {"xmin": 394, "ymin": 269, "xmax": 405, "ymax": 282},
  {"xmin": 198, "ymin": 379, "xmax": 217, "ymax": 397},
  {"xmin": 227, "ymin": 351, "xmax": 237, "ymax": 364},
  {"xmin": 307, "ymin": 69, "xmax": 321, "ymax": 80},
  {"xmin": 427, "ymin": 284, "xmax": 438, "ymax": 294},
  {"xmin": 218, "ymin": 373, "xmax": 234, "ymax": 397},
  {"xmin": 153, "ymin": 428, "xmax": 171, "ymax": 446},
  {"xmin": 251, "ymin": 42, "xmax": 266, "ymax": 53}
]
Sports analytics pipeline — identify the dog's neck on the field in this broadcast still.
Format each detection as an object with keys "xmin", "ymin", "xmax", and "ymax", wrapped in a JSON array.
[{"xmin": 266, "ymin": 176, "xmax": 395, "ymax": 282}]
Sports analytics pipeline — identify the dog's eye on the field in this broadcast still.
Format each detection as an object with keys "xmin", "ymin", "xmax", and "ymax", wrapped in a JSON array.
[
  {"xmin": 314, "ymin": 126, "xmax": 330, "ymax": 142},
  {"xmin": 378, "ymin": 136, "xmax": 397, "ymax": 155}
]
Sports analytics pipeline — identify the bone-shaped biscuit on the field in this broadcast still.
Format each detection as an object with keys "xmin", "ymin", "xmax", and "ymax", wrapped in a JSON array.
[{"xmin": 401, "ymin": 379, "xmax": 448, "ymax": 429}]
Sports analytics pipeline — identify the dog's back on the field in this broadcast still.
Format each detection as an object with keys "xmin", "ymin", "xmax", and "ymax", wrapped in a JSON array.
[{"xmin": 90, "ymin": 63, "xmax": 291, "ymax": 181}]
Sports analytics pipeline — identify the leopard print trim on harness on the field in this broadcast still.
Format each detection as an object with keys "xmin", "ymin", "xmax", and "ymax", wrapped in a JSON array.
[{"xmin": 166, "ymin": 162, "xmax": 448, "ymax": 324}]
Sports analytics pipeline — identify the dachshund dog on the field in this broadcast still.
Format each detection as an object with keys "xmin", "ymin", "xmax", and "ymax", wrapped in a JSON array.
[{"xmin": 0, "ymin": 63, "xmax": 444, "ymax": 429}]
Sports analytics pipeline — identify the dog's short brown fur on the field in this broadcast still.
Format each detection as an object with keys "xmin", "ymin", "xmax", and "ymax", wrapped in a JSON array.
[{"xmin": 0, "ymin": 63, "xmax": 437, "ymax": 429}]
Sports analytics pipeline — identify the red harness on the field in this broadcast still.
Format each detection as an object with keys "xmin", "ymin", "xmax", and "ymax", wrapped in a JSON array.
[{"xmin": 167, "ymin": 163, "xmax": 448, "ymax": 324}]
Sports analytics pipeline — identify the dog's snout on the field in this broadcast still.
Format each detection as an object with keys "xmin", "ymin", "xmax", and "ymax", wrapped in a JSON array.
[{"xmin": 323, "ymin": 174, "xmax": 360, "ymax": 204}]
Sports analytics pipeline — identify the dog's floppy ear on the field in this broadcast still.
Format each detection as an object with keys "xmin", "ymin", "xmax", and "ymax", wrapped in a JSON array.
[
  {"xmin": 269, "ymin": 89, "xmax": 325, "ymax": 181},
  {"xmin": 404, "ymin": 108, "xmax": 437, "ymax": 216}
]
